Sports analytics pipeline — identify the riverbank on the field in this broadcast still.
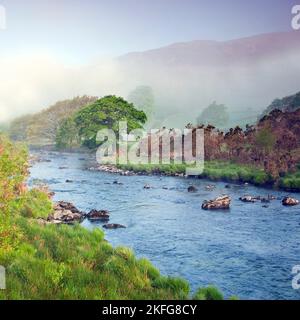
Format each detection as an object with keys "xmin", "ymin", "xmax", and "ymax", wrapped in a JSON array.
[
  {"xmin": 0, "ymin": 136, "xmax": 225, "ymax": 300},
  {"xmin": 94, "ymin": 161, "xmax": 277, "ymax": 188},
  {"xmin": 110, "ymin": 161, "xmax": 298, "ymax": 192}
]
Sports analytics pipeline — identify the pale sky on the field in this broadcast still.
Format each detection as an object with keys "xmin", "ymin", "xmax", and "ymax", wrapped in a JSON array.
[
  {"xmin": 0, "ymin": 0, "xmax": 299, "ymax": 122},
  {"xmin": 0, "ymin": 0, "xmax": 298, "ymax": 64}
]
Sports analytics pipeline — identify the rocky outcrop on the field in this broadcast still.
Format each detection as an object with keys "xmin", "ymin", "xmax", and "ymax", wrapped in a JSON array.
[
  {"xmin": 47, "ymin": 201, "xmax": 84, "ymax": 224},
  {"xmin": 282, "ymin": 196, "xmax": 299, "ymax": 206},
  {"xmin": 90, "ymin": 165, "xmax": 135, "ymax": 176},
  {"xmin": 103, "ymin": 223, "xmax": 126, "ymax": 229},
  {"xmin": 87, "ymin": 209, "xmax": 110, "ymax": 221},
  {"xmin": 202, "ymin": 195, "xmax": 231, "ymax": 210}
]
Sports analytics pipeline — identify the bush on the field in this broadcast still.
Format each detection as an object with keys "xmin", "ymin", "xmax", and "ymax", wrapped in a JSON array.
[{"xmin": 19, "ymin": 189, "xmax": 53, "ymax": 218}]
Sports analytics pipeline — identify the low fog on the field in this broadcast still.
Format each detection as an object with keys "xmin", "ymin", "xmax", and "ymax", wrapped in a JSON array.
[{"xmin": 1, "ymin": 32, "xmax": 300, "ymax": 128}]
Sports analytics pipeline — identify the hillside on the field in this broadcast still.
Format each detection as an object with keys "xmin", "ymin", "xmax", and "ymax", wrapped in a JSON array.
[
  {"xmin": 9, "ymin": 96, "xmax": 98, "ymax": 146},
  {"xmin": 260, "ymin": 91, "xmax": 300, "ymax": 119},
  {"xmin": 117, "ymin": 31, "xmax": 300, "ymax": 127}
]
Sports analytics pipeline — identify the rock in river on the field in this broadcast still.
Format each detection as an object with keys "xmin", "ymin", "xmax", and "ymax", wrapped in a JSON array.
[
  {"xmin": 239, "ymin": 195, "xmax": 258, "ymax": 203},
  {"xmin": 282, "ymin": 196, "xmax": 299, "ymax": 206},
  {"xmin": 188, "ymin": 185, "xmax": 197, "ymax": 192},
  {"xmin": 103, "ymin": 223, "xmax": 126, "ymax": 229},
  {"xmin": 202, "ymin": 195, "xmax": 231, "ymax": 210},
  {"xmin": 87, "ymin": 209, "xmax": 110, "ymax": 221},
  {"xmin": 47, "ymin": 201, "xmax": 84, "ymax": 224}
]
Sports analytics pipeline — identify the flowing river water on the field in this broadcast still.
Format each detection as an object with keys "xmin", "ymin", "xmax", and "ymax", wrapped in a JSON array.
[{"xmin": 28, "ymin": 151, "xmax": 300, "ymax": 300}]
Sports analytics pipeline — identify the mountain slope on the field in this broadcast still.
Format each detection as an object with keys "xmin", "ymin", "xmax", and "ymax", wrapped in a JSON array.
[{"xmin": 117, "ymin": 31, "xmax": 300, "ymax": 128}]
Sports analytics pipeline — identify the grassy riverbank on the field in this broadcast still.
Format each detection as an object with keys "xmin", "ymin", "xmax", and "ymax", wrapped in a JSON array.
[
  {"xmin": 117, "ymin": 161, "xmax": 273, "ymax": 186},
  {"xmin": 0, "ymin": 135, "xmax": 225, "ymax": 300},
  {"xmin": 118, "ymin": 161, "xmax": 300, "ymax": 192},
  {"xmin": 278, "ymin": 168, "xmax": 300, "ymax": 191}
]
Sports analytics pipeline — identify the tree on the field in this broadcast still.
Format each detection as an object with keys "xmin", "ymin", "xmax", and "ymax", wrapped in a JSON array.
[
  {"xmin": 74, "ymin": 96, "xmax": 147, "ymax": 149},
  {"xmin": 56, "ymin": 117, "xmax": 80, "ymax": 149},
  {"xmin": 197, "ymin": 102, "xmax": 229, "ymax": 128},
  {"xmin": 128, "ymin": 86, "xmax": 155, "ymax": 120},
  {"xmin": 255, "ymin": 128, "xmax": 276, "ymax": 153},
  {"xmin": 9, "ymin": 96, "xmax": 98, "ymax": 145}
]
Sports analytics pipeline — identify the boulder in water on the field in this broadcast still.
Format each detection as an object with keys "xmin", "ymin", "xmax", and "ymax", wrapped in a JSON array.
[
  {"xmin": 282, "ymin": 197, "xmax": 299, "ymax": 206},
  {"xmin": 202, "ymin": 195, "xmax": 231, "ymax": 210},
  {"xmin": 188, "ymin": 185, "xmax": 197, "ymax": 192},
  {"xmin": 103, "ymin": 223, "xmax": 126, "ymax": 229},
  {"xmin": 239, "ymin": 195, "xmax": 257, "ymax": 203},
  {"xmin": 47, "ymin": 201, "xmax": 84, "ymax": 224},
  {"xmin": 87, "ymin": 209, "xmax": 110, "ymax": 221}
]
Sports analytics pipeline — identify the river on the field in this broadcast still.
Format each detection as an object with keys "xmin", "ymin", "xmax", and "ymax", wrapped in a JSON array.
[{"xmin": 28, "ymin": 151, "xmax": 300, "ymax": 300}]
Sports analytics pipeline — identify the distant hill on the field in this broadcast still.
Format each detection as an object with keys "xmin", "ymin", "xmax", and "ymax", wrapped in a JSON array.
[
  {"xmin": 260, "ymin": 91, "xmax": 300, "ymax": 119},
  {"xmin": 117, "ymin": 31, "xmax": 300, "ymax": 128},
  {"xmin": 9, "ymin": 96, "xmax": 98, "ymax": 146}
]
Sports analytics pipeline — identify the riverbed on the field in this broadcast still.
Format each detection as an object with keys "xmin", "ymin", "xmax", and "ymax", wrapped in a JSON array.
[{"xmin": 28, "ymin": 151, "xmax": 300, "ymax": 300}]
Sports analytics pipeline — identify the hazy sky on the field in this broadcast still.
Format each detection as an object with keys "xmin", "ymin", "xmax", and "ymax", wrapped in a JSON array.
[
  {"xmin": 0, "ymin": 0, "xmax": 299, "ymax": 122},
  {"xmin": 0, "ymin": 0, "xmax": 298, "ymax": 63}
]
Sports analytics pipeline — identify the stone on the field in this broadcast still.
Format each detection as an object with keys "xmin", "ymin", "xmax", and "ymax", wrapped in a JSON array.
[
  {"xmin": 87, "ymin": 209, "xmax": 110, "ymax": 221},
  {"xmin": 239, "ymin": 195, "xmax": 258, "ymax": 203},
  {"xmin": 103, "ymin": 224, "xmax": 126, "ymax": 229},
  {"xmin": 202, "ymin": 195, "xmax": 231, "ymax": 210},
  {"xmin": 282, "ymin": 196, "xmax": 299, "ymax": 206}
]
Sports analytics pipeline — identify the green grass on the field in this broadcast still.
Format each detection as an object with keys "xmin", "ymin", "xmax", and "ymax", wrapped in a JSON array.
[
  {"xmin": 0, "ymin": 135, "xmax": 226, "ymax": 300},
  {"xmin": 279, "ymin": 170, "xmax": 300, "ymax": 191},
  {"xmin": 118, "ymin": 161, "xmax": 272, "ymax": 186},
  {"xmin": 1, "ymin": 216, "xmax": 200, "ymax": 300},
  {"xmin": 193, "ymin": 286, "xmax": 224, "ymax": 300}
]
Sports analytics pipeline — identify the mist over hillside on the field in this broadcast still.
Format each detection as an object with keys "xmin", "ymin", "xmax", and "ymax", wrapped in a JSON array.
[
  {"xmin": 116, "ymin": 31, "xmax": 300, "ymax": 127},
  {"xmin": 1, "ymin": 31, "xmax": 300, "ymax": 128}
]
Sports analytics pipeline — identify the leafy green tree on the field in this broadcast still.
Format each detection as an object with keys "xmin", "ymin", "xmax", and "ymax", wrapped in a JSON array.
[
  {"xmin": 56, "ymin": 117, "xmax": 80, "ymax": 149},
  {"xmin": 128, "ymin": 86, "xmax": 155, "ymax": 120},
  {"xmin": 74, "ymin": 96, "xmax": 147, "ymax": 149},
  {"xmin": 197, "ymin": 101, "xmax": 229, "ymax": 128}
]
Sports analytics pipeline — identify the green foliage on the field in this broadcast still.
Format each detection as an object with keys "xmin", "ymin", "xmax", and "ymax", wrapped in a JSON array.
[
  {"xmin": 197, "ymin": 101, "xmax": 229, "ymax": 128},
  {"xmin": 193, "ymin": 286, "xmax": 224, "ymax": 300},
  {"xmin": 9, "ymin": 96, "xmax": 98, "ymax": 146},
  {"xmin": 19, "ymin": 188, "xmax": 53, "ymax": 219},
  {"xmin": 56, "ymin": 117, "xmax": 80, "ymax": 149},
  {"xmin": 0, "ymin": 135, "xmax": 28, "ymax": 213},
  {"xmin": 74, "ymin": 95, "xmax": 147, "ymax": 149},
  {"xmin": 279, "ymin": 168, "xmax": 300, "ymax": 191}
]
